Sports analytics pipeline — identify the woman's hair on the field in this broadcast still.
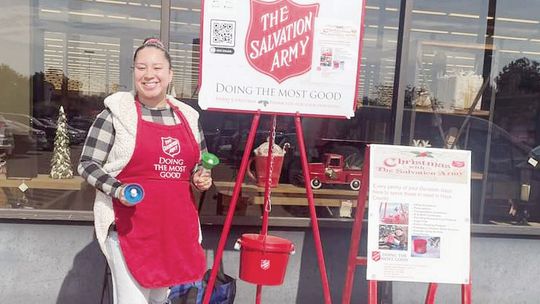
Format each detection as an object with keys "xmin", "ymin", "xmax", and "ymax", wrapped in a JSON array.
[{"xmin": 133, "ymin": 37, "xmax": 172, "ymax": 68}]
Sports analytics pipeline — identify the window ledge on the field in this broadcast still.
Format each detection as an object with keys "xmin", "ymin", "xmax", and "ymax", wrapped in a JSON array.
[{"xmin": 1, "ymin": 210, "xmax": 540, "ymax": 237}]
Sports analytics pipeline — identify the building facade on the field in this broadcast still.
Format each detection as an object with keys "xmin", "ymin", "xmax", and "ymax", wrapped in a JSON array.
[{"xmin": 1, "ymin": 0, "xmax": 540, "ymax": 303}]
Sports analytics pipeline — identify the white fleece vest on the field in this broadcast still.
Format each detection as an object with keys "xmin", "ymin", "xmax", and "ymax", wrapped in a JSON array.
[{"xmin": 93, "ymin": 91, "xmax": 201, "ymax": 259}]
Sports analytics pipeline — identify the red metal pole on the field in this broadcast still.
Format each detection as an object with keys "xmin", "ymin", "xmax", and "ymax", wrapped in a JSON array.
[
  {"xmin": 202, "ymin": 112, "xmax": 261, "ymax": 304},
  {"xmin": 425, "ymin": 283, "xmax": 438, "ymax": 304},
  {"xmin": 261, "ymin": 115, "xmax": 277, "ymax": 236},
  {"xmin": 341, "ymin": 146, "xmax": 370, "ymax": 304},
  {"xmin": 294, "ymin": 113, "xmax": 332, "ymax": 304},
  {"xmin": 256, "ymin": 285, "xmax": 263, "ymax": 304},
  {"xmin": 462, "ymin": 276, "xmax": 471, "ymax": 304},
  {"xmin": 368, "ymin": 280, "xmax": 377, "ymax": 304},
  {"xmin": 256, "ymin": 114, "xmax": 277, "ymax": 303}
]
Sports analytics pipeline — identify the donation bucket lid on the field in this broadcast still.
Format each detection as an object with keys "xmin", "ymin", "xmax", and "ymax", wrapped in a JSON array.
[{"xmin": 240, "ymin": 233, "xmax": 294, "ymax": 253}]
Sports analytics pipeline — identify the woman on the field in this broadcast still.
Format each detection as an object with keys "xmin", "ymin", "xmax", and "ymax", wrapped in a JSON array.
[{"xmin": 78, "ymin": 37, "xmax": 211, "ymax": 304}]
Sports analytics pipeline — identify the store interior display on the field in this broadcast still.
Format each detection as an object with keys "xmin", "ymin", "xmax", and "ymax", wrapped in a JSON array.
[
  {"xmin": 414, "ymin": 88, "xmax": 432, "ymax": 107},
  {"xmin": 49, "ymin": 106, "xmax": 73, "ymax": 179},
  {"xmin": 434, "ymin": 71, "xmax": 483, "ymax": 111},
  {"xmin": 0, "ymin": 153, "xmax": 5, "ymax": 175},
  {"xmin": 308, "ymin": 153, "xmax": 362, "ymax": 190},
  {"xmin": 247, "ymin": 140, "xmax": 286, "ymax": 188}
]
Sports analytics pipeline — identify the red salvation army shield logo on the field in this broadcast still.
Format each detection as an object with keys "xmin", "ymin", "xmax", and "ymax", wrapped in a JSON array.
[
  {"xmin": 245, "ymin": 0, "xmax": 319, "ymax": 83},
  {"xmin": 371, "ymin": 251, "xmax": 381, "ymax": 262},
  {"xmin": 161, "ymin": 137, "xmax": 181, "ymax": 157},
  {"xmin": 452, "ymin": 160, "xmax": 465, "ymax": 168},
  {"xmin": 260, "ymin": 259, "xmax": 271, "ymax": 270}
]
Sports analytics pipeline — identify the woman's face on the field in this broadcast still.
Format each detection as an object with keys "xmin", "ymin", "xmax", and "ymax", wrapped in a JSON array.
[{"xmin": 133, "ymin": 47, "xmax": 172, "ymax": 105}]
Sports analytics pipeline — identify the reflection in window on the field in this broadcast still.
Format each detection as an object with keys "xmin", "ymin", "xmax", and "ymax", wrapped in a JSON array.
[
  {"xmin": 408, "ymin": 0, "xmax": 489, "ymax": 114},
  {"xmin": 402, "ymin": 1, "xmax": 493, "ymax": 225},
  {"xmin": 488, "ymin": 0, "xmax": 540, "ymax": 225},
  {"xmin": 170, "ymin": 0, "xmax": 201, "ymax": 99},
  {"xmin": 43, "ymin": 32, "xmax": 123, "ymax": 94},
  {"xmin": 401, "ymin": 0, "xmax": 540, "ymax": 225},
  {"xmin": 359, "ymin": 0, "xmax": 399, "ymax": 107},
  {"xmin": 0, "ymin": 0, "xmax": 160, "ymax": 211}
]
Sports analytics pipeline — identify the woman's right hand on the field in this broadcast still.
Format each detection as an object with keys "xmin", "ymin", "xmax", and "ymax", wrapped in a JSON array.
[{"xmin": 118, "ymin": 185, "xmax": 133, "ymax": 207}]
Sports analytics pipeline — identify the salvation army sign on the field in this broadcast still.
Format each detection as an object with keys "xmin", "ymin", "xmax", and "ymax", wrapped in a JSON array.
[
  {"xmin": 246, "ymin": 0, "xmax": 319, "ymax": 83},
  {"xmin": 366, "ymin": 145, "xmax": 471, "ymax": 285},
  {"xmin": 199, "ymin": 0, "xmax": 365, "ymax": 118}
]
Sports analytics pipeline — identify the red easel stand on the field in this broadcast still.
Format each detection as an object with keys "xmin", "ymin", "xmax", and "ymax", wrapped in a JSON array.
[
  {"xmin": 203, "ymin": 112, "xmax": 332, "ymax": 304},
  {"xmin": 425, "ymin": 283, "xmax": 438, "ymax": 304},
  {"xmin": 341, "ymin": 146, "xmax": 472, "ymax": 304},
  {"xmin": 425, "ymin": 278, "xmax": 471, "ymax": 304},
  {"xmin": 341, "ymin": 146, "xmax": 373, "ymax": 304}
]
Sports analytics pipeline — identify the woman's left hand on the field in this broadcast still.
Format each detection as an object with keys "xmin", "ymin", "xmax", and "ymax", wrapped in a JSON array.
[{"xmin": 193, "ymin": 168, "xmax": 213, "ymax": 191}]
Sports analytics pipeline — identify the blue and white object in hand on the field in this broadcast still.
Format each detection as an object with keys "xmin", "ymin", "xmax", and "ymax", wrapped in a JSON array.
[{"xmin": 123, "ymin": 184, "xmax": 144, "ymax": 205}]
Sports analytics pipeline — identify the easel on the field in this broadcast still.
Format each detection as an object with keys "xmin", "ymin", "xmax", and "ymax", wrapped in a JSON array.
[
  {"xmin": 341, "ymin": 145, "xmax": 472, "ymax": 304},
  {"xmin": 203, "ymin": 111, "xmax": 333, "ymax": 304}
]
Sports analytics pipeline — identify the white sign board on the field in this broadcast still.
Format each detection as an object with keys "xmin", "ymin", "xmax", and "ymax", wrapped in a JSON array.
[
  {"xmin": 366, "ymin": 144, "xmax": 471, "ymax": 284},
  {"xmin": 199, "ymin": 0, "xmax": 365, "ymax": 118}
]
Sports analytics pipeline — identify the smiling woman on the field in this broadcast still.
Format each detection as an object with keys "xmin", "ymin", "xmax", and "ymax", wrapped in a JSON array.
[{"xmin": 77, "ymin": 37, "xmax": 212, "ymax": 303}]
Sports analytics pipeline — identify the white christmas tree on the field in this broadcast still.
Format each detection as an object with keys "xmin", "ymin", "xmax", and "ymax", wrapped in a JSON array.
[{"xmin": 50, "ymin": 106, "xmax": 73, "ymax": 179}]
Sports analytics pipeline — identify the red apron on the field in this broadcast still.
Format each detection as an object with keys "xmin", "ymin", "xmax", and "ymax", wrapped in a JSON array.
[{"xmin": 112, "ymin": 100, "xmax": 206, "ymax": 288}]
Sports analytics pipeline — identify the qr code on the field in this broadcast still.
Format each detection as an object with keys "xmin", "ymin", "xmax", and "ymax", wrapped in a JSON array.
[{"xmin": 210, "ymin": 19, "xmax": 236, "ymax": 47}]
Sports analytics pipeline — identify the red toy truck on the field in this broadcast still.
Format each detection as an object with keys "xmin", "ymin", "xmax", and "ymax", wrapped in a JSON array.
[{"xmin": 308, "ymin": 153, "xmax": 363, "ymax": 190}]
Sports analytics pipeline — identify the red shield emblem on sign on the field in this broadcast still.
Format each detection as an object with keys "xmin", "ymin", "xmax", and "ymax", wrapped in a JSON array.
[
  {"xmin": 161, "ymin": 137, "xmax": 180, "ymax": 157},
  {"xmin": 372, "ymin": 251, "xmax": 381, "ymax": 262},
  {"xmin": 452, "ymin": 161, "xmax": 465, "ymax": 168},
  {"xmin": 245, "ymin": 0, "xmax": 319, "ymax": 83}
]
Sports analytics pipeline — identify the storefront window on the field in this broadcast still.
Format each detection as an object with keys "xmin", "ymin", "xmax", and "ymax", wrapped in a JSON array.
[
  {"xmin": 0, "ymin": 0, "xmax": 159, "ymax": 211},
  {"xmin": 170, "ymin": 0, "xmax": 201, "ymax": 99},
  {"xmin": 0, "ymin": 0, "xmax": 396, "ymax": 219},
  {"xmin": 487, "ymin": 0, "xmax": 540, "ymax": 224},
  {"xmin": 4, "ymin": 0, "xmax": 537, "ymax": 228},
  {"xmin": 401, "ymin": 0, "xmax": 540, "ymax": 225},
  {"xmin": 361, "ymin": 0, "xmax": 400, "ymax": 107}
]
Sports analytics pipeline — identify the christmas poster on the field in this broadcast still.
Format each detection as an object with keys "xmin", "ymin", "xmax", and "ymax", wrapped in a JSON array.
[
  {"xmin": 366, "ymin": 144, "xmax": 471, "ymax": 284},
  {"xmin": 199, "ymin": 0, "xmax": 365, "ymax": 118}
]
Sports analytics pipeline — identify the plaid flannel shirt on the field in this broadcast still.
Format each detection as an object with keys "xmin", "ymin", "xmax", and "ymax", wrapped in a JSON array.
[{"xmin": 78, "ymin": 103, "xmax": 207, "ymax": 199}]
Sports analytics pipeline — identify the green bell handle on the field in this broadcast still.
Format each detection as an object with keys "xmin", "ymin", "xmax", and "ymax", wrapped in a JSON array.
[{"xmin": 201, "ymin": 152, "xmax": 220, "ymax": 172}]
